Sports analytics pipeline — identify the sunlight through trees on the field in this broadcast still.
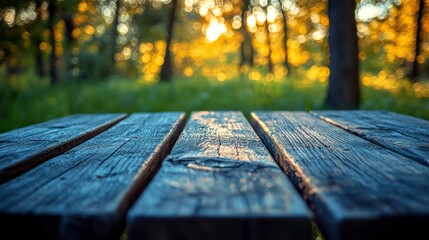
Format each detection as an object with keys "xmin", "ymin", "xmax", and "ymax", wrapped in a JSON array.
[{"xmin": 0, "ymin": 0, "xmax": 428, "ymax": 97}]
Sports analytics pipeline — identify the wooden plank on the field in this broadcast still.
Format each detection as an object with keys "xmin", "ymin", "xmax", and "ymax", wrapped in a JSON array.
[
  {"xmin": 0, "ymin": 113, "xmax": 186, "ymax": 240},
  {"xmin": 0, "ymin": 113, "xmax": 127, "ymax": 183},
  {"xmin": 251, "ymin": 111, "xmax": 429, "ymax": 240},
  {"xmin": 311, "ymin": 110, "xmax": 429, "ymax": 166},
  {"xmin": 128, "ymin": 111, "xmax": 311, "ymax": 240}
]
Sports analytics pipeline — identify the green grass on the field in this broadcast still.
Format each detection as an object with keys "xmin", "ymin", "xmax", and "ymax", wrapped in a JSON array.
[{"xmin": 1, "ymin": 76, "xmax": 428, "ymax": 133}]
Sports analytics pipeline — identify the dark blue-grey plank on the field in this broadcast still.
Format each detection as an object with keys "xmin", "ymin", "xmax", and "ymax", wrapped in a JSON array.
[
  {"xmin": 251, "ymin": 111, "xmax": 429, "ymax": 240},
  {"xmin": 128, "ymin": 111, "xmax": 311, "ymax": 240},
  {"xmin": 0, "ymin": 112, "xmax": 186, "ymax": 240},
  {"xmin": 0, "ymin": 113, "xmax": 127, "ymax": 182},
  {"xmin": 311, "ymin": 110, "xmax": 429, "ymax": 166}
]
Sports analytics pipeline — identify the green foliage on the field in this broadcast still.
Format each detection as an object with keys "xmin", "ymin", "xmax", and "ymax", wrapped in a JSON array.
[{"xmin": 1, "ymin": 76, "xmax": 428, "ymax": 133}]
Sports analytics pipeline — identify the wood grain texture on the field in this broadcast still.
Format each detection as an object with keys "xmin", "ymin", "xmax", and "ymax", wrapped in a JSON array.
[
  {"xmin": 0, "ymin": 114, "xmax": 127, "ymax": 183},
  {"xmin": 311, "ymin": 110, "xmax": 429, "ymax": 166},
  {"xmin": 128, "ymin": 111, "xmax": 311, "ymax": 240},
  {"xmin": 251, "ymin": 111, "xmax": 429, "ymax": 240},
  {"xmin": 0, "ymin": 113, "xmax": 186, "ymax": 240}
]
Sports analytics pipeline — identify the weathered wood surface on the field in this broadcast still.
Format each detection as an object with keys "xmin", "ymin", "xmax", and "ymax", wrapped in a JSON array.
[
  {"xmin": 0, "ymin": 113, "xmax": 185, "ymax": 240},
  {"xmin": 251, "ymin": 111, "xmax": 429, "ymax": 240},
  {"xmin": 128, "ymin": 111, "xmax": 311, "ymax": 240},
  {"xmin": 311, "ymin": 110, "xmax": 429, "ymax": 166},
  {"xmin": 0, "ymin": 114, "xmax": 127, "ymax": 182}
]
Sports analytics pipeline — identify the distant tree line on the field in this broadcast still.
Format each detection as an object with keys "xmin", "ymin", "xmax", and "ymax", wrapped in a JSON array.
[{"xmin": 0, "ymin": 0, "xmax": 427, "ymax": 109}]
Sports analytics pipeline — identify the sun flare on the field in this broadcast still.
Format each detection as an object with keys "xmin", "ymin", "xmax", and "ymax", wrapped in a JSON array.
[{"xmin": 205, "ymin": 20, "xmax": 227, "ymax": 42}]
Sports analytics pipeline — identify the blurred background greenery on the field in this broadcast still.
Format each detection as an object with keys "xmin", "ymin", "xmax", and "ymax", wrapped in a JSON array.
[{"xmin": 0, "ymin": 0, "xmax": 428, "ymax": 133}]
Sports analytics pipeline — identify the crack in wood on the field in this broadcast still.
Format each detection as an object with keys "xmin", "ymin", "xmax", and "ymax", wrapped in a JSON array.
[{"xmin": 165, "ymin": 155, "xmax": 278, "ymax": 171}]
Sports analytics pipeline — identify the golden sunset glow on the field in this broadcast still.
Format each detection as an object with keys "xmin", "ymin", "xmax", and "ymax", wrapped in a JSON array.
[{"xmin": 0, "ymin": 0, "xmax": 427, "ymax": 96}]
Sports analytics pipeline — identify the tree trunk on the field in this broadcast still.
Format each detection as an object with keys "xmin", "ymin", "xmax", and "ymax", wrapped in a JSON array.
[
  {"xmin": 263, "ymin": 4, "xmax": 273, "ymax": 73},
  {"xmin": 411, "ymin": 0, "xmax": 424, "ymax": 82},
  {"xmin": 239, "ymin": 0, "xmax": 254, "ymax": 68},
  {"xmin": 64, "ymin": 13, "xmax": 75, "ymax": 81},
  {"xmin": 35, "ymin": 0, "xmax": 45, "ymax": 77},
  {"xmin": 111, "ymin": 0, "xmax": 121, "ymax": 72},
  {"xmin": 159, "ymin": 0, "xmax": 178, "ymax": 82},
  {"xmin": 326, "ymin": 0, "xmax": 359, "ymax": 109},
  {"xmin": 279, "ymin": 2, "xmax": 289, "ymax": 73},
  {"xmin": 48, "ymin": 0, "xmax": 58, "ymax": 85}
]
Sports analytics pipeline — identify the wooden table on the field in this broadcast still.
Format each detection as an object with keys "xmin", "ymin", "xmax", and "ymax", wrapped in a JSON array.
[{"xmin": 0, "ymin": 111, "xmax": 428, "ymax": 240}]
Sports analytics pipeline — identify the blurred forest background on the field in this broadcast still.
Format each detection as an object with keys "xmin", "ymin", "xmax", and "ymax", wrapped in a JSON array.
[{"xmin": 0, "ymin": 0, "xmax": 428, "ymax": 132}]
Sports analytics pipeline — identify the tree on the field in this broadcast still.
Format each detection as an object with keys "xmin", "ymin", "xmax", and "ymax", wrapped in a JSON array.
[
  {"xmin": 263, "ymin": 3, "xmax": 273, "ymax": 73},
  {"xmin": 279, "ymin": 3, "xmax": 290, "ymax": 73},
  {"xmin": 34, "ymin": 0, "xmax": 45, "ymax": 78},
  {"xmin": 56, "ymin": 0, "xmax": 79, "ymax": 81},
  {"xmin": 326, "ymin": 0, "xmax": 359, "ymax": 109},
  {"xmin": 239, "ymin": 0, "xmax": 254, "ymax": 68},
  {"xmin": 159, "ymin": 0, "xmax": 178, "ymax": 82},
  {"xmin": 410, "ymin": 0, "xmax": 424, "ymax": 82},
  {"xmin": 111, "ymin": 0, "xmax": 122, "ymax": 73},
  {"xmin": 48, "ymin": 0, "xmax": 58, "ymax": 85},
  {"xmin": 63, "ymin": 12, "xmax": 76, "ymax": 81}
]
